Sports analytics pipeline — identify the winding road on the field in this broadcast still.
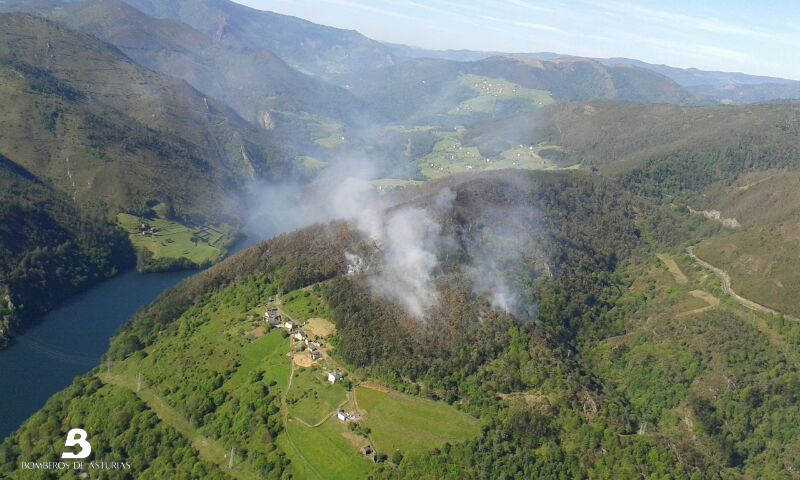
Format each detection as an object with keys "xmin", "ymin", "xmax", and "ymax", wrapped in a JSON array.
[{"xmin": 686, "ymin": 246, "xmax": 800, "ymax": 323}]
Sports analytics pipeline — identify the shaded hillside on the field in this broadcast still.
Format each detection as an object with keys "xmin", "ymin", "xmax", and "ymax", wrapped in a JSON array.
[
  {"xmin": 117, "ymin": 0, "xmax": 405, "ymax": 79},
  {"xmin": 341, "ymin": 56, "xmax": 692, "ymax": 123},
  {"xmin": 0, "ymin": 13, "xmax": 292, "ymax": 221},
  {"xmin": 0, "ymin": 155, "xmax": 134, "ymax": 347},
  {"xmin": 12, "ymin": 0, "xmax": 367, "ymax": 154}
]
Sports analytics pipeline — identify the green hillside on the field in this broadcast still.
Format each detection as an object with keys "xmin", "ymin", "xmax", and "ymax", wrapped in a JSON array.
[
  {"xmin": 23, "ymin": 0, "xmax": 365, "ymax": 156},
  {"xmin": 340, "ymin": 56, "xmax": 690, "ymax": 123},
  {"xmin": 0, "ymin": 13, "xmax": 292, "ymax": 222},
  {"xmin": 0, "ymin": 155, "xmax": 134, "ymax": 347}
]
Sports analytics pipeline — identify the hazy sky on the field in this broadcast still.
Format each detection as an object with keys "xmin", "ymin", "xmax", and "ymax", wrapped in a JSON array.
[{"xmin": 233, "ymin": 0, "xmax": 799, "ymax": 80}]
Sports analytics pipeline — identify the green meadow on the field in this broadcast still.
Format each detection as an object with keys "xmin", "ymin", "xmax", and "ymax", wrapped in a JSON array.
[
  {"xmin": 448, "ymin": 74, "xmax": 553, "ymax": 117},
  {"xmin": 117, "ymin": 212, "xmax": 236, "ymax": 268},
  {"xmin": 279, "ymin": 419, "xmax": 374, "ymax": 480},
  {"xmin": 282, "ymin": 287, "xmax": 331, "ymax": 322},
  {"xmin": 355, "ymin": 386, "xmax": 480, "ymax": 455},
  {"xmin": 287, "ymin": 367, "xmax": 349, "ymax": 425}
]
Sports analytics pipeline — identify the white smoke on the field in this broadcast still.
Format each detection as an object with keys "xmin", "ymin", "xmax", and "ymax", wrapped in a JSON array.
[{"xmin": 245, "ymin": 158, "xmax": 456, "ymax": 319}]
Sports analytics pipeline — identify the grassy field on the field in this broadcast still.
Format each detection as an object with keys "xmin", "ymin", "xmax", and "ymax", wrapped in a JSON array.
[
  {"xmin": 287, "ymin": 367, "xmax": 348, "ymax": 425},
  {"xmin": 278, "ymin": 419, "xmax": 374, "ymax": 480},
  {"xmin": 418, "ymin": 127, "xmax": 485, "ymax": 178},
  {"xmin": 282, "ymin": 287, "xmax": 331, "ymax": 322},
  {"xmin": 448, "ymin": 74, "xmax": 553, "ymax": 117},
  {"xmin": 225, "ymin": 328, "xmax": 291, "ymax": 392},
  {"xmin": 355, "ymin": 386, "xmax": 480, "ymax": 455},
  {"xmin": 117, "ymin": 212, "xmax": 236, "ymax": 267},
  {"xmin": 418, "ymin": 127, "xmax": 573, "ymax": 179}
]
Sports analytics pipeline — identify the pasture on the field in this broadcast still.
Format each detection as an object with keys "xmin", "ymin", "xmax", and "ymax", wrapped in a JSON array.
[
  {"xmin": 117, "ymin": 212, "xmax": 235, "ymax": 266},
  {"xmin": 287, "ymin": 367, "xmax": 348, "ymax": 425},
  {"xmin": 355, "ymin": 385, "xmax": 480, "ymax": 455},
  {"xmin": 278, "ymin": 419, "xmax": 373, "ymax": 480}
]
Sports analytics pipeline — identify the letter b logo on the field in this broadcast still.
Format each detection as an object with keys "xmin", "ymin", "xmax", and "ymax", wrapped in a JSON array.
[{"xmin": 61, "ymin": 429, "xmax": 91, "ymax": 459}]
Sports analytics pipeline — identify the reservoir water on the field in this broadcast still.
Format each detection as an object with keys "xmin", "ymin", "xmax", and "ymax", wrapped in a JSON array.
[{"xmin": 0, "ymin": 237, "xmax": 258, "ymax": 439}]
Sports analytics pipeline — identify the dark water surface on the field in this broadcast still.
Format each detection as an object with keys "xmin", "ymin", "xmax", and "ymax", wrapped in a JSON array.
[{"xmin": 0, "ymin": 237, "xmax": 258, "ymax": 439}]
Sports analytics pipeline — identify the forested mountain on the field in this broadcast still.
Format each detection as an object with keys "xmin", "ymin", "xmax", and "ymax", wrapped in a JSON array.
[
  {"xmin": 4, "ymin": 0, "xmax": 368, "ymax": 153},
  {"xmin": 0, "ymin": 12, "xmax": 291, "ymax": 221},
  {"xmin": 0, "ymin": 11, "xmax": 298, "ymax": 344},
  {"xmin": 0, "ymin": 155, "xmax": 134, "ymax": 347},
  {"xmin": 339, "ymin": 56, "xmax": 692, "ymax": 123},
  {"xmin": 113, "ymin": 0, "xmax": 406, "ymax": 79},
  {"xmin": 597, "ymin": 57, "xmax": 798, "ymax": 87},
  {"xmin": 3, "ymin": 0, "xmax": 800, "ymax": 478},
  {"xmin": 465, "ymin": 101, "xmax": 800, "ymax": 191}
]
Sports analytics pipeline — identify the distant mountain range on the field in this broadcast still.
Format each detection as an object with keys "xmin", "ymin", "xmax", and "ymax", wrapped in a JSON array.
[{"xmin": 4, "ymin": 0, "xmax": 798, "ymax": 109}]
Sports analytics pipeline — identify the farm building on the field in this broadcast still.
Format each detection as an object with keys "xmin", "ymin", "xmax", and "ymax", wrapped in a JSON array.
[
  {"xmin": 327, "ymin": 372, "xmax": 341, "ymax": 384},
  {"xmin": 336, "ymin": 409, "xmax": 351, "ymax": 422},
  {"xmin": 265, "ymin": 313, "xmax": 282, "ymax": 327}
]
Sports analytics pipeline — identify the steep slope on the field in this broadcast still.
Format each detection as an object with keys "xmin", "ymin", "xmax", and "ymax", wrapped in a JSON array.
[
  {"xmin": 12, "ymin": 0, "xmax": 367, "ymax": 153},
  {"xmin": 0, "ymin": 13, "xmax": 291, "ymax": 221},
  {"xmin": 0, "ymin": 155, "xmax": 134, "ymax": 347},
  {"xmin": 690, "ymin": 172, "xmax": 800, "ymax": 318},
  {"xmin": 116, "ymin": 0, "xmax": 404, "ymax": 79}
]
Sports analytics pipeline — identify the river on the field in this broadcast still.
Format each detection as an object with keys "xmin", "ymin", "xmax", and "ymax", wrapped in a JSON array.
[{"xmin": 0, "ymin": 237, "xmax": 259, "ymax": 440}]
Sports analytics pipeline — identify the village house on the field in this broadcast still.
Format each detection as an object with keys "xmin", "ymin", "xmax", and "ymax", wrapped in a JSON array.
[
  {"xmin": 283, "ymin": 321, "xmax": 294, "ymax": 331},
  {"xmin": 336, "ymin": 409, "xmax": 350, "ymax": 422},
  {"xmin": 309, "ymin": 340, "xmax": 322, "ymax": 349},
  {"xmin": 327, "ymin": 371, "xmax": 341, "ymax": 384},
  {"xmin": 293, "ymin": 331, "xmax": 308, "ymax": 342},
  {"xmin": 264, "ymin": 311, "xmax": 282, "ymax": 327},
  {"xmin": 310, "ymin": 349, "xmax": 321, "ymax": 361}
]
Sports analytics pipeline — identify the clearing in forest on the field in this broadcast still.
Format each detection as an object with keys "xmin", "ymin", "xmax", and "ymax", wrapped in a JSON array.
[
  {"xmin": 676, "ymin": 290, "xmax": 720, "ymax": 318},
  {"xmin": 305, "ymin": 317, "xmax": 336, "ymax": 338},
  {"xmin": 657, "ymin": 253, "xmax": 688, "ymax": 284}
]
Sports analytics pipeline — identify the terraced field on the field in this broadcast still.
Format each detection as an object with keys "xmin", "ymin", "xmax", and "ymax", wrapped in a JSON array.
[{"xmin": 117, "ymin": 212, "xmax": 236, "ymax": 267}]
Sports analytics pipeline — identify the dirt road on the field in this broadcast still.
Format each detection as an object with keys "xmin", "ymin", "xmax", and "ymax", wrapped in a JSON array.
[{"xmin": 687, "ymin": 246, "xmax": 800, "ymax": 323}]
